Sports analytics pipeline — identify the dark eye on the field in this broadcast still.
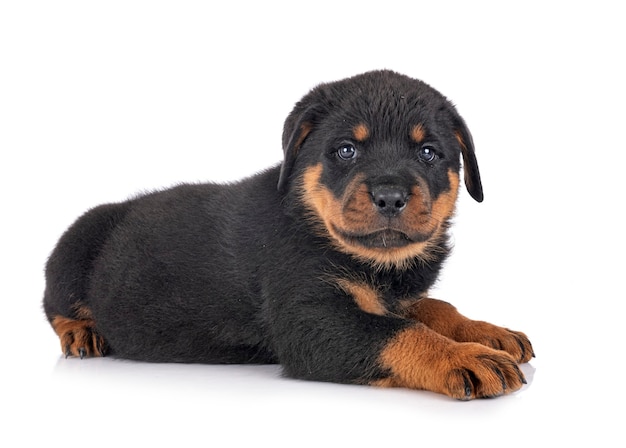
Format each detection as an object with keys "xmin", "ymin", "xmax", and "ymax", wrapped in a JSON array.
[
  {"xmin": 337, "ymin": 144, "xmax": 357, "ymax": 160},
  {"xmin": 418, "ymin": 146, "xmax": 438, "ymax": 163}
]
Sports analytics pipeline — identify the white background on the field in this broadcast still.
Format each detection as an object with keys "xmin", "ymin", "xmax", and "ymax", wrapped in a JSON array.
[{"xmin": 1, "ymin": 1, "xmax": 625, "ymax": 446}]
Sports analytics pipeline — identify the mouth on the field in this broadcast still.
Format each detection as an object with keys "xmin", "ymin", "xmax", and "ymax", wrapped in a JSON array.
[{"xmin": 335, "ymin": 227, "xmax": 431, "ymax": 249}]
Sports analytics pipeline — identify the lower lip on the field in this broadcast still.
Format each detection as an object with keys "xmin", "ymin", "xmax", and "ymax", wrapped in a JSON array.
[{"xmin": 339, "ymin": 229, "xmax": 414, "ymax": 249}]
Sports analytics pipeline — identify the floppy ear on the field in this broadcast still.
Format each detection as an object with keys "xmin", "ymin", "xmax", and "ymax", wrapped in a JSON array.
[
  {"xmin": 277, "ymin": 105, "xmax": 318, "ymax": 192},
  {"xmin": 454, "ymin": 118, "xmax": 484, "ymax": 203}
]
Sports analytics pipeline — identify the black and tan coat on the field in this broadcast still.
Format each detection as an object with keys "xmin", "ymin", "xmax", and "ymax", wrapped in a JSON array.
[{"xmin": 43, "ymin": 70, "xmax": 532, "ymax": 400}]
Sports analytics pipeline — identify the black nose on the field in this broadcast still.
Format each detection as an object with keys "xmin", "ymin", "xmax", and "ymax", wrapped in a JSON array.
[{"xmin": 371, "ymin": 186, "xmax": 409, "ymax": 217}]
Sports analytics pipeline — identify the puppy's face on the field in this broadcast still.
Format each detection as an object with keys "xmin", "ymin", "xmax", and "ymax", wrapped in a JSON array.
[{"xmin": 279, "ymin": 71, "xmax": 483, "ymax": 269}]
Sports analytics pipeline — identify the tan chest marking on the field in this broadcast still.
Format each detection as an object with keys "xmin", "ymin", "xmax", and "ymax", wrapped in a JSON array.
[{"xmin": 336, "ymin": 278, "xmax": 386, "ymax": 316}]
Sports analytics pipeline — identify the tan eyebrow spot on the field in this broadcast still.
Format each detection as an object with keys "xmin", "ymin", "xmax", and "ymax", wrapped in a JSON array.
[
  {"xmin": 411, "ymin": 124, "xmax": 426, "ymax": 143},
  {"xmin": 352, "ymin": 123, "xmax": 370, "ymax": 142}
]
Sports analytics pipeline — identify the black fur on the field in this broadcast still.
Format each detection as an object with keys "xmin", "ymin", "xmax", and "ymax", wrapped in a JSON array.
[{"xmin": 43, "ymin": 70, "xmax": 491, "ymax": 387}]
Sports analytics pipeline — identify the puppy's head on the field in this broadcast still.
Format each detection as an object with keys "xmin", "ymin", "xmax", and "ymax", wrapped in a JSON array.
[{"xmin": 279, "ymin": 70, "xmax": 483, "ymax": 269}]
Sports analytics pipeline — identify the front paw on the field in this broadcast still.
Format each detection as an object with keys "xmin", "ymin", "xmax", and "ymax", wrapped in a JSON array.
[
  {"xmin": 454, "ymin": 321, "xmax": 534, "ymax": 364},
  {"xmin": 377, "ymin": 325, "xmax": 527, "ymax": 400},
  {"xmin": 443, "ymin": 342, "xmax": 527, "ymax": 400}
]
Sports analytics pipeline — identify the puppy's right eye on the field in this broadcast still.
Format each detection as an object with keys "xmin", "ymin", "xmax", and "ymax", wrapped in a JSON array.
[{"xmin": 337, "ymin": 144, "xmax": 357, "ymax": 160}]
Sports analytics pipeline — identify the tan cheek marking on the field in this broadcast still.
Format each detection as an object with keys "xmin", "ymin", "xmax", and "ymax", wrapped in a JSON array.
[
  {"xmin": 397, "ymin": 169, "xmax": 459, "ymax": 237},
  {"xmin": 352, "ymin": 123, "xmax": 370, "ymax": 142},
  {"xmin": 301, "ymin": 163, "xmax": 341, "ymax": 230},
  {"xmin": 336, "ymin": 278, "xmax": 386, "ymax": 316},
  {"xmin": 431, "ymin": 170, "xmax": 460, "ymax": 223},
  {"xmin": 403, "ymin": 182, "xmax": 431, "ymax": 227},
  {"xmin": 342, "ymin": 180, "xmax": 377, "ymax": 230},
  {"xmin": 411, "ymin": 124, "xmax": 426, "ymax": 143},
  {"xmin": 301, "ymin": 166, "xmax": 383, "ymax": 260},
  {"xmin": 301, "ymin": 164, "xmax": 373, "ymax": 236}
]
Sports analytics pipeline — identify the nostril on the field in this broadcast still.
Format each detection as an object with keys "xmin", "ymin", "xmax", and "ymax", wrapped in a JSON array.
[
  {"xmin": 371, "ymin": 187, "xmax": 409, "ymax": 216},
  {"xmin": 377, "ymin": 198, "xmax": 405, "ymax": 209}
]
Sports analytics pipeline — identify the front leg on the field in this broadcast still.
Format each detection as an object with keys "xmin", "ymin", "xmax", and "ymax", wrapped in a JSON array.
[
  {"xmin": 403, "ymin": 298, "xmax": 535, "ymax": 364},
  {"xmin": 270, "ymin": 282, "xmax": 527, "ymax": 400}
]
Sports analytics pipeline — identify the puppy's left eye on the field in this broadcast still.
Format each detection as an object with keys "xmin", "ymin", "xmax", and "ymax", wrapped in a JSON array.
[
  {"xmin": 418, "ymin": 146, "xmax": 438, "ymax": 163},
  {"xmin": 337, "ymin": 144, "xmax": 357, "ymax": 160}
]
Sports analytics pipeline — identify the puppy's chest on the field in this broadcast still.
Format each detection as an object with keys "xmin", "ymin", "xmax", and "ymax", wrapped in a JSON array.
[{"xmin": 334, "ymin": 271, "xmax": 427, "ymax": 317}]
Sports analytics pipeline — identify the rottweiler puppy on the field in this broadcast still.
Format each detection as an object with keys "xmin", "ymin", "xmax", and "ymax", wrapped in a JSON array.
[{"xmin": 43, "ymin": 70, "xmax": 533, "ymax": 400}]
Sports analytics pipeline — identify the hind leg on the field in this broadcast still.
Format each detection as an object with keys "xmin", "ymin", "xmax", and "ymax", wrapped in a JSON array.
[
  {"xmin": 50, "ymin": 306, "xmax": 108, "ymax": 358},
  {"xmin": 43, "ymin": 203, "xmax": 127, "ymax": 358}
]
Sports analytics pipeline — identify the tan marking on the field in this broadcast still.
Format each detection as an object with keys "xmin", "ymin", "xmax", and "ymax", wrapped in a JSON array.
[
  {"xmin": 375, "ymin": 323, "xmax": 525, "ymax": 399},
  {"xmin": 403, "ymin": 298, "xmax": 534, "ymax": 363},
  {"xmin": 376, "ymin": 324, "xmax": 457, "ymax": 392},
  {"xmin": 300, "ymin": 164, "xmax": 460, "ymax": 269},
  {"xmin": 402, "ymin": 298, "xmax": 467, "ymax": 337},
  {"xmin": 434, "ymin": 170, "xmax": 459, "ymax": 220},
  {"xmin": 352, "ymin": 123, "xmax": 370, "ymax": 142},
  {"xmin": 341, "ymin": 176, "xmax": 378, "ymax": 229},
  {"xmin": 411, "ymin": 124, "xmax": 426, "ymax": 143},
  {"xmin": 336, "ymin": 278, "xmax": 386, "ymax": 315}
]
